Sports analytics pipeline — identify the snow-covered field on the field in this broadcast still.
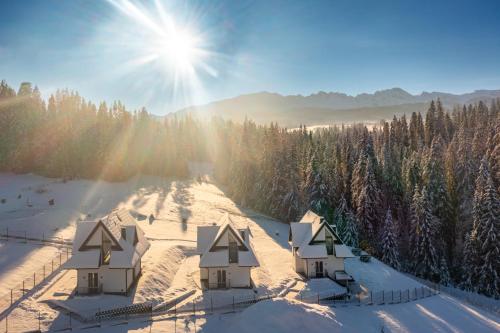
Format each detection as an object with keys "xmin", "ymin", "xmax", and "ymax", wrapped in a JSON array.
[{"xmin": 0, "ymin": 172, "xmax": 498, "ymax": 332}]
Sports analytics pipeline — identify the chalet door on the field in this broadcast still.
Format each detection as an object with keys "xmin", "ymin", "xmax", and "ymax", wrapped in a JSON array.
[
  {"xmin": 315, "ymin": 261, "xmax": 324, "ymax": 278},
  {"xmin": 217, "ymin": 269, "xmax": 227, "ymax": 288},
  {"xmin": 88, "ymin": 272, "xmax": 98, "ymax": 293}
]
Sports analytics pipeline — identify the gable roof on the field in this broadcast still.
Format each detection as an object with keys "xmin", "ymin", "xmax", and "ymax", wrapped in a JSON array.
[
  {"xmin": 290, "ymin": 210, "xmax": 354, "ymax": 259},
  {"xmin": 65, "ymin": 209, "xmax": 150, "ymax": 269},
  {"xmin": 198, "ymin": 214, "xmax": 259, "ymax": 268}
]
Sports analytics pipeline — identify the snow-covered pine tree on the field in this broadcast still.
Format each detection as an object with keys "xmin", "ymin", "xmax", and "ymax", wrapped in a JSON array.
[
  {"xmin": 343, "ymin": 210, "xmax": 359, "ymax": 248},
  {"xmin": 304, "ymin": 153, "xmax": 329, "ymax": 216},
  {"xmin": 381, "ymin": 208, "xmax": 400, "ymax": 270},
  {"xmin": 438, "ymin": 257, "xmax": 451, "ymax": 286},
  {"xmin": 412, "ymin": 186, "xmax": 440, "ymax": 280},
  {"xmin": 355, "ymin": 158, "xmax": 381, "ymax": 247},
  {"xmin": 423, "ymin": 136, "xmax": 448, "ymax": 227},
  {"xmin": 351, "ymin": 152, "xmax": 367, "ymax": 210},
  {"xmin": 334, "ymin": 194, "xmax": 349, "ymax": 238},
  {"xmin": 474, "ymin": 158, "xmax": 500, "ymax": 298},
  {"xmin": 460, "ymin": 231, "xmax": 479, "ymax": 291}
]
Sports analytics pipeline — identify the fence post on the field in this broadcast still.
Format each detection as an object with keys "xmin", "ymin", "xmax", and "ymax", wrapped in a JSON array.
[
  {"xmin": 10, "ymin": 289, "xmax": 13, "ymax": 306},
  {"xmin": 34, "ymin": 273, "xmax": 36, "ymax": 288},
  {"xmin": 59, "ymin": 253, "xmax": 62, "ymax": 266},
  {"xmin": 22, "ymin": 280, "xmax": 25, "ymax": 296}
]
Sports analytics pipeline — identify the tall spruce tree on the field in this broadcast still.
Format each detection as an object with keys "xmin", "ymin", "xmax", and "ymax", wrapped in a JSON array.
[
  {"xmin": 412, "ymin": 187, "xmax": 440, "ymax": 280},
  {"xmin": 381, "ymin": 208, "xmax": 400, "ymax": 269},
  {"xmin": 472, "ymin": 158, "xmax": 500, "ymax": 297},
  {"xmin": 355, "ymin": 158, "xmax": 381, "ymax": 248}
]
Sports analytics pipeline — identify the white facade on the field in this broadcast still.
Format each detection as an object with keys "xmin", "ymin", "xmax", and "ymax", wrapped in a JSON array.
[
  {"xmin": 75, "ymin": 259, "xmax": 141, "ymax": 294},
  {"xmin": 64, "ymin": 209, "xmax": 150, "ymax": 295},
  {"xmin": 289, "ymin": 210, "xmax": 354, "ymax": 281},
  {"xmin": 200, "ymin": 265, "xmax": 252, "ymax": 288},
  {"xmin": 197, "ymin": 214, "xmax": 259, "ymax": 289}
]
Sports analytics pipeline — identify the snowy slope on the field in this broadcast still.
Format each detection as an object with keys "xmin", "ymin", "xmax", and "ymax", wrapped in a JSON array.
[{"xmin": 0, "ymin": 173, "xmax": 498, "ymax": 332}]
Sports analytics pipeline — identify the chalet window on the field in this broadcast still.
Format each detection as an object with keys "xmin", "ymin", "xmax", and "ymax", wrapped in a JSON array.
[
  {"xmin": 101, "ymin": 232, "xmax": 111, "ymax": 265},
  {"xmin": 228, "ymin": 233, "xmax": 239, "ymax": 263},
  {"xmin": 121, "ymin": 228, "xmax": 127, "ymax": 240},
  {"xmin": 239, "ymin": 230, "xmax": 245, "ymax": 240},
  {"xmin": 325, "ymin": 234, "xmax": 334, "ymax": 255}
]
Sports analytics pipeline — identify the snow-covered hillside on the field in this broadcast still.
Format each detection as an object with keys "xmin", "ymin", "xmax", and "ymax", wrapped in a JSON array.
[{"xmin": 0, "ymin": 173, "xmax": 498, "ymax": 332}]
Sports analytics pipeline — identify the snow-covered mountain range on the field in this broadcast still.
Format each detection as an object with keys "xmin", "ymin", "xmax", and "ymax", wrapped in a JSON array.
[{"xmin": 169, "ymin": 88, "xmax": 500, "ymax": 127}]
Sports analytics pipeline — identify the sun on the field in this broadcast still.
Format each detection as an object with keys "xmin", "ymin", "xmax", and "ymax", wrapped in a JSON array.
[
  {"xmin": 105, "ymin": 0, "xmax": 217, "ymax": 107},
  {"xmin": 154, "ymin": 26, "xmax": 201, "ymax": 73}
]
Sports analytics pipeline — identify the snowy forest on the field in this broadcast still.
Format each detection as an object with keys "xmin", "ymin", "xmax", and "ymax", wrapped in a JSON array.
[{"xmin": 0, "ymin": 79, "xmax": 499, "ymax": 298}]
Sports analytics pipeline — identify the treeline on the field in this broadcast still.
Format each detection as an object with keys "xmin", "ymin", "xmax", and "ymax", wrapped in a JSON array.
[
  {"xmin": 0, "ymin": 80, "xmax": 208, "ymax": 180},
  {"xmin": 215, "ymin": 99, "xmax": 500, "ymax": 298},
  {"xmin": 0, "ymin": 79, "xmax": 498, "ymax": 297}
]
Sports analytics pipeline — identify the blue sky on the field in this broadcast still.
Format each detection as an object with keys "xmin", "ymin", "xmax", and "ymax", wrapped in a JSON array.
[{"xmin": 1, "ymin": 0, "xmax": 499, "ymax": 114}]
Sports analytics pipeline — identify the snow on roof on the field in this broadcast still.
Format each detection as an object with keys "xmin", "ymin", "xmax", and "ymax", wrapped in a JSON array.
[
  {"xmin": 299, "ymin": 210, "xmax": 323, "ymax": 225},
  {"xmin": 109, "ymin": 240, "xmax": 141, "ymax": 268},
  {"xmin": 334, "ymin": 244, "xmax": 355, "ymax": 258},
  {"xmin": 238, "ymin": 249, "xmax": 260, "ymax": 267},
  {"xmin": 197, "ymin": 225, "xmax": 220, "ymax": 254},
  {"xmin": 72, "ymin": 221, "xmax": 97, "ymax": 251},
  {"xmin": 297, "ymin": 243, "xmax": 328, "ymax": 259},
  {"xmin": 334, "ymin": 271, "xmax": 353, "ymax": 281},
  {"xmin": 198, "ymin": 213, "xmax": 259, "ymax": 268},
  {"xmin": 64, "ymin": 249, "xmax": 100, "ymax": 269},
  {"xmin": 199, "ymin": 250, "xmax": 228, "ymax": 267},
  {"xmin": 290, "ymin": 223, "xmax": 311, "ymax": 247},
  {"xmin": 68, "ymin": 209, "xmax": 150, "ymax": 269},
  {"xmin": 291, "ymin": 211, "xmax": 348, "ymax": 260}
]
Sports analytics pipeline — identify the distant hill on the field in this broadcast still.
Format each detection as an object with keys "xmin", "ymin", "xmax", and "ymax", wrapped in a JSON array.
[{"xmin": 168, "ymin": 88, "xmax": 500, "ymax": 127}]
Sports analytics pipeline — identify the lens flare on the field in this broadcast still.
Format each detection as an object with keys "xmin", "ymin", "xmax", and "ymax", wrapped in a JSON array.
[{"xmin": 104, "ymin": 0, "xmax": 218, "ymax": 111}]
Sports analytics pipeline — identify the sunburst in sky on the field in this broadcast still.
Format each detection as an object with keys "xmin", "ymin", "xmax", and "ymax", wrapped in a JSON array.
[
  {"xmin": 101, "ymin": 0, "xmax": 220, "ymax": 112},
  {"xmin": 1, "ymin": 0, "xmax": 500, "ymax": 114}
]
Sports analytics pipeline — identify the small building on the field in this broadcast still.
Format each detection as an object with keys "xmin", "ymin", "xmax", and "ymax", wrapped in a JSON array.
[
  {"xmin": 64, "ymin": 209, "xmax": 150, "ymax": 295},
  {"xmin": 289, "ymin": 210, "xmax": 354, "ymax": 284},
  {"xmin": 197, "ymin": 214, "xmax": 259, "ymax": 289}
]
